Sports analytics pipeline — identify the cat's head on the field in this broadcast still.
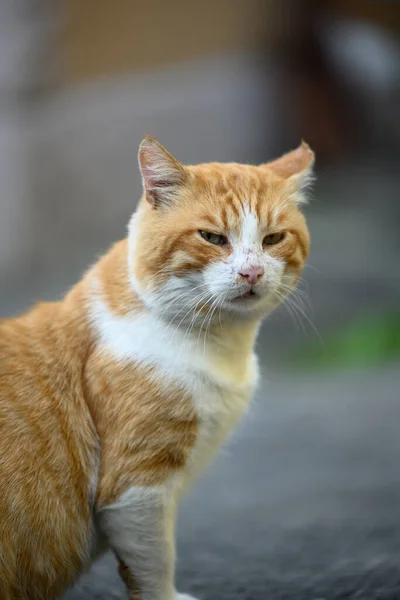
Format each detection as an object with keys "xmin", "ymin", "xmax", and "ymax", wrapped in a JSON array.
[{"xmin": 129, "ymin": 136, "xmax": 313, "ymax": 324}]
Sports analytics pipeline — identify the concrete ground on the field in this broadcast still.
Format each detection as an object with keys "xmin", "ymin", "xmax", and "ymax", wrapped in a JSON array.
[{"xmin": 64, "ymin": 365, "xmax": 400, "ymax": 600}]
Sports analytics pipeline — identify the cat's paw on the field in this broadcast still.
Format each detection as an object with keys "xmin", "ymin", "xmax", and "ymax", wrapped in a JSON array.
[{"xmin": 176, "ymin": 593, "xmax": 200, "ymax": 600}]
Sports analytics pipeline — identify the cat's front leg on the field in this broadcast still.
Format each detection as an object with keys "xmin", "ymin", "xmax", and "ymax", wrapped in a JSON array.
[
  {"xmin": 99, "ymin": 486, "xmax": 175, "ymax": 600},
  {"xmin": 118, "ymin": 561, "xmax": 201, "ymax": 600},
  {"xmin": 98, "ymin": 486, "xmax": 199, "ymax": 600}
]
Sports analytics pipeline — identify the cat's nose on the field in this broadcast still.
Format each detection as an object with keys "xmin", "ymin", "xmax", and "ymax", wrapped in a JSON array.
[{"xmin": 238, "ymin": 265, "xmax": 264, "ymax": 285}]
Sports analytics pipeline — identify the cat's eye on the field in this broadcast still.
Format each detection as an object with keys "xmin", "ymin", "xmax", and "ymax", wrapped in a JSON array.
[
  {"xmin": 263, "ymin": 232, "xmax": 285, "ymax": 246},
  {"xmin": 199, "ymin": 231, "xmax": 227, "ymax": 245}
]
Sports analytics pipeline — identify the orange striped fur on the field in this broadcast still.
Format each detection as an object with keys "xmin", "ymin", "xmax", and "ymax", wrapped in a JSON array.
[{"xmin": 0, "ymin": 137, "xmax": 314, "ymax": 600}]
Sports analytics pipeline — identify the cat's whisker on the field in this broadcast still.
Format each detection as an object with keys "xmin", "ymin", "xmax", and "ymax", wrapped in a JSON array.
[
  {"xmin": 181, "ymin": 291, "xmax": 217, "ymax": 348},
  {"xmin": 143, "ymin": 266, "xmax": 178, "ymax": 291},
  {"xmin": 196, "ymin": 302, "xmax": 212, "ymax": 351},
  {"xmin": 170, "ymin": 290, "xmax": 215, "ymax": 343},
  {"xmin": 304, "ymin": 263, "xmax": 320, "ymax": 274},
  {"xmin": 287, "ymin": 298, "xmax": 323, "ymax": 346},
  {"xmin": 278, "ymin": 289, "xmax": 312, "ymax": 320},
  {"xmin": 163, "ymin": 286, "xmax": 219, "ymax": 338},
  {"xmin": 273, "ymin": 289, "xmax": 304, "ymax": 332},
  {"xmin": 159, "ymin": 283, "xmax": 211, "ymax": 320},
  {"xmin": 279, "ymin": 280, "xmax": 313, "ymax": 309},
  {"xmin": 202, "ymin": 295, "xmax": 221, "ymax": 355},
  {"xmin": 217, "ymin": 293, "xmax": 228, "ymax": 332},
  {"xmin": 273, "ymin": 287, "xmax": 324, "ymax": 346}
]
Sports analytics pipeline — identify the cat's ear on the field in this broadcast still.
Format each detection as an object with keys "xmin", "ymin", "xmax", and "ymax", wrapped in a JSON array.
[
  {"xmin": 263, "ymin": 141, "xmax": 315, "ymax": 204},
  {"xmin": 138, "ymin": 136, "xmax": 186, "ymax": 207}
]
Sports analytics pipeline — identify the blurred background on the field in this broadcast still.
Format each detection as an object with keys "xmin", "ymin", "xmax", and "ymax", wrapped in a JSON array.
[{"xmin": 1, "ymin": 1, "xmax": 399, "ymax": 598}]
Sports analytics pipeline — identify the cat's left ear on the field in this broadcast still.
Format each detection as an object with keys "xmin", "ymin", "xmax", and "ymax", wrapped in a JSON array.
[
  {"xmin": 138, "ymin": 136, "xmax": 186, "ymax": 208},
  {"xmin": 262, "ymin": 141, "xmax": 315, "ymax": 204}
]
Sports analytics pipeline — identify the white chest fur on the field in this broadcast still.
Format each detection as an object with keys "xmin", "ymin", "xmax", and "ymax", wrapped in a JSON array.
[{"xmin": 89, "ymin": 295, "xmax": 259, "ymax": 479}]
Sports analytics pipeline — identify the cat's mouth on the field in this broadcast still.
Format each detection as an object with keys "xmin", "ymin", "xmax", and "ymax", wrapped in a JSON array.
[{"xmin": 231, "ymin": 289, "xmax": 259, "ymax": 302}]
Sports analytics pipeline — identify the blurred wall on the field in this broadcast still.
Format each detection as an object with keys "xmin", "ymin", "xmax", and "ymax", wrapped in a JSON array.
[
  {"xmin": 62, "ymin": 0, "xmax": 271, "ymax": 83},
  {"xmin": 0, "ymin": 1, "xmax": 280, "ymax": 316},
  {"xmin": 1, "ymin": 0, "xmax": 399, "ymax": 333},
  {"xmin": 0, "ymin": 0, "xmax": 49, "ymax": 293}
]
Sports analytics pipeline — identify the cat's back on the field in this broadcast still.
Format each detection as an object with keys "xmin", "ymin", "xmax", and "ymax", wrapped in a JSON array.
[{"xmin": 0, "ymin": 300, "xmax": 99, "ymax": 600}]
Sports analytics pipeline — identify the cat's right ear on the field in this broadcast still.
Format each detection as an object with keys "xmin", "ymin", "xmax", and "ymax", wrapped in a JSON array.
[{"xmin": 138, "ymin": 136, "xmax": 186, "ymax": 208}]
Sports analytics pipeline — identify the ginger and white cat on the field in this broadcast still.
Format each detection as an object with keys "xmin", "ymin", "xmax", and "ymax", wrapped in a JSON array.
[{"xmin": 0, "ymin": 136, "xmax": 313, "ymax": 600}]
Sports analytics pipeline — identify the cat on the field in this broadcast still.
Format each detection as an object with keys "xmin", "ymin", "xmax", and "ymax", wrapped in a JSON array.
[{"xmin": 0, "ymin": 136, "xmax": 313, "ymax": 600}]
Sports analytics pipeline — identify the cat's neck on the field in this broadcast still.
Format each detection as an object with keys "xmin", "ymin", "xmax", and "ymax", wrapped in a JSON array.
[{"xmin": 84, "ymin": 238, "xmax": 261, "ymax": 388}]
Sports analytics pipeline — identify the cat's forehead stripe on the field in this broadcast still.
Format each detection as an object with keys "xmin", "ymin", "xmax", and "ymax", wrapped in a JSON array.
[
  {"xmin": 202, "ymin": 169, "xmax": 289, "ymax": 230},
  {"xmin": 216, "ymin": 191, "xmax": 285, "ymax": 234},
  {"xmin": 241, "ymin": 209, "xmax": 259, "ymax": 244},
  {"xmin": 225, "ymin": 192, "xmax": 241, "ymax": 218}
]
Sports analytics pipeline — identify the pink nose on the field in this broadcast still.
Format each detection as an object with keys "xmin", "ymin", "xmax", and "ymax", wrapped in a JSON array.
[{"xmin": 238, "ymin": 265, "xmax": 264, "ymax": 285}]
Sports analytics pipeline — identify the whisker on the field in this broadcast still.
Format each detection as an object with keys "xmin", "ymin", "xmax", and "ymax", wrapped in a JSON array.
[
  {"xmin": 304, "ymin": 263, "xmax": 320, "ymax": 274},
  {"xmin": 171, "ymin": 290, "xmax": 214, "ymax": 340},
  {"xmin": 164, "ymin": 288, "xmax": 212, "ymax": 336},
  {"xmin": 202, "ymin": 295, "xmax": 222, "ymax": 355},
  {"xmin": 159, "ymin": 282, "xmax": 211, "ymax": 319},
  {"xmin": 274, "ymin": 289, "xmax": 304, "ymax": 332},
  {"xmin": 273, "ymin": 287, "xmax": 324, "ymax": 347}
]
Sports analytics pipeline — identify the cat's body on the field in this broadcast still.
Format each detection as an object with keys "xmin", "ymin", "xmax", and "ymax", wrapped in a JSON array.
[{"xmin": 0, "ymin": 137, "xmax": 314, "ymax": 600}]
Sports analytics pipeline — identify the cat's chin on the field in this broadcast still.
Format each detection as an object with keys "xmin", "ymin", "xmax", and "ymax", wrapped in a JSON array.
[{"xmin": 222, "ymin": 295, "xmax": 273, "ymax": 320}]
